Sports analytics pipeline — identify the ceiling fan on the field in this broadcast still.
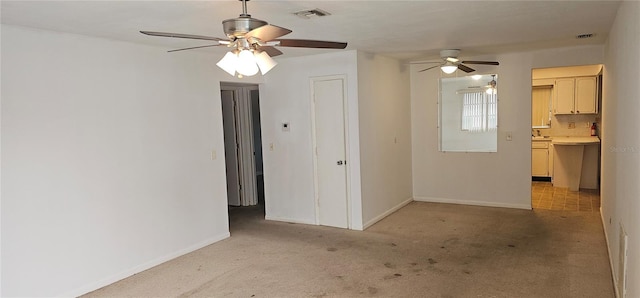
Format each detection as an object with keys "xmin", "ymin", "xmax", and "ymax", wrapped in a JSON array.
[
  {"xmin": 140, "ymin": 0, "xmax": 347, "ymax": 77},
  {"xmin": 412, "ymin": 49, "xmax": 499, "ymax": 74}
]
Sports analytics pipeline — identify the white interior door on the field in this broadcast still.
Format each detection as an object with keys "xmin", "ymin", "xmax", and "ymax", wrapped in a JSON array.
[
  {"xmin": 312, "ymin": 76, "xmax": 349, "ymax": 228},
  {"xmin": 221, "ymin": 90, "xmax": 241, "ymax": 206}
]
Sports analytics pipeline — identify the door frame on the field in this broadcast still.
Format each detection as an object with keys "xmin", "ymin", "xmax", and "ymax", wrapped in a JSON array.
[
  {"xmin": 309, "ymin": 74, "xmax": 352, "ymax": 229},
  {"xmin": 221, "ymin": 83, "xmax": 259, "ymax": 207}
]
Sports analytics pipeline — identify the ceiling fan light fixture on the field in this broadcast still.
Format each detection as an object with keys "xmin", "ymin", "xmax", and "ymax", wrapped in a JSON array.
[
  {"xmin": 236, "ymin": 49, "xmax": 259, "ymax": 76},
  {"xmin": 254, "ymin": 51, "xmax": 277, "ymax": 75},
  {"xmin": 441, "ymin": 62, "xmax": 458, "ymax": 74},
  {"xmin": 217, "ymin": 51, "xmax": 239, "ymax": 76},
  {"xmin": 142, "ymin": 0, "xmax": 347, "ymax": 77}
]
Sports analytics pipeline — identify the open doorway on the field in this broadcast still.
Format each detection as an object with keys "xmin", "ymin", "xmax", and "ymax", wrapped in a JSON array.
[
  {"xmin": 530, "ymin": 65, "xmax": 603, "ymax": 211},
  {"xmin": 220, "ymin": 83, "xmax": 266, "ymax": 228}
]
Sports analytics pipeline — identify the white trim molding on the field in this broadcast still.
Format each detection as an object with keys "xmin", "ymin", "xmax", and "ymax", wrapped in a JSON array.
[
  {"xmin": 363, "ymin": 197, "xmax": 414, "ymax": 230},
  {"xmin": 413, "ymin": 196, "xmax": 531, "ymax": 210},
  {"xmin": 62, "ymin": 232, "xmax": 230, "ymax": 297}
]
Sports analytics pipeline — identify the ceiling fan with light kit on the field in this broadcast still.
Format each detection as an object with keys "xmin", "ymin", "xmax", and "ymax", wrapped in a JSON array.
[
  {"xmin": 411, "ymin": 49, "xmax": 499, "ymax": 74},
  {"xmin": 141, "ymin": 0, "xmax": 347, "ymax": 78}
]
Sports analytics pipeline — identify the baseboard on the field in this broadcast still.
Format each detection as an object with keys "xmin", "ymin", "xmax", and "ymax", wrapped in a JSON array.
[
  {"xmin": 363, "ymin": 197, "xmax": 413, "ymax": 230},
  {"xmin": 265, "ymin": 215, "xmax": 316, "ymax": 225},
  {"xmin": 63, "ymin": 232, "xmax": 230, "ymax": 297},
  {"xmin": 600, "ymin": 207, "xmax": 619, "ymax": 298},
  {"xmin": 413, "ymin": 196, "xmax": 531, "ymax": 210}
]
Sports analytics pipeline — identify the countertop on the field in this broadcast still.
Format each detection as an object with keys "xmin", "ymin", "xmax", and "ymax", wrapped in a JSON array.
[{"xmin": 551, "ymin": 136, "xmax": 600, "ymax": 145}]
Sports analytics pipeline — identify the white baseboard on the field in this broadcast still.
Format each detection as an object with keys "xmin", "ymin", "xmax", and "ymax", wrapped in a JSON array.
[
  {"xmin": 63, "ymin": 232, "xmax": 230, "ymax": 297},
  {"xmin": 600, "ymin": 208, "xmax": 619, "ymax": 298},
  {"xmin": 413, "ymin": 196, "xmax": 531, "ymax": 210},
  {"xmin": 363, "ymin": 197, "xmax": 413, "ymax": 230},
  {"xmin": 265, "ymin": 215, "xmax": 316, "ymax": 225}
]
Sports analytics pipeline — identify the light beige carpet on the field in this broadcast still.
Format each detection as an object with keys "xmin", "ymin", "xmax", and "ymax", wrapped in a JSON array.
[{"xmin": 84, "ymin": 202, "xmax": 614, "ymax": 297}]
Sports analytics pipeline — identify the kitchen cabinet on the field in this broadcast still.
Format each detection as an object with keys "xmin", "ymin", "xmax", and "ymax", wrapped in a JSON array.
[
  {"xmin": 553, "ymin": 76, "xmax": 598, "ymax": 114},
  {"xmin": 532, "ymin": 141, "xmax": 552, "ymax": 177}
]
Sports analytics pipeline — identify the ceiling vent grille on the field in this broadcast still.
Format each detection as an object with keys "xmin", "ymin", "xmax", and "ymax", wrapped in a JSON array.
[
  {"xmin": 294, "ymin": 9, "xmax": 331, "ymax": 19},
  {"xmin": 576, "ymin": 33, "xmax": 594, "ymax": 39}
]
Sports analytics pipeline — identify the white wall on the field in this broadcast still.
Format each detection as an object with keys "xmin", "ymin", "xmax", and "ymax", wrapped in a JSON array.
[
  {"xmin": 0, "ymin": 25, "xmax": 260, "ymax": 297},
  {"xmin": 601, "ymin": 1, "xmax": 640, "ymax": 297},
  {"xmin": 260, "ymin": 51, "xmax": 363, "ymax": 229},
  {"xmin": 411, "ymin": 45, "xmax": 603, "ymax": 209},
  {"xmin": 356, "ymin": 53, "xmax": 413, "ymax": 228}
]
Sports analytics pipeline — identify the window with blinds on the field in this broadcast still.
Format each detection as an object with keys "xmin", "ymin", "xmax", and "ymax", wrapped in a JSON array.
[{"xmin": 461, "ymin": 92, "xmax": 498, "ymax": 132}]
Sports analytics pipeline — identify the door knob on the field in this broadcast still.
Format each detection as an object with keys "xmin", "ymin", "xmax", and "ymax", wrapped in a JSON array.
[{"xmin": 337, "ymin": 161, "xmax": 343, "ymax": 165}]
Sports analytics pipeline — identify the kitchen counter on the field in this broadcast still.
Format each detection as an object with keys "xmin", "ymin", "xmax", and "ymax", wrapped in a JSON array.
[
  {"xmin": 552, "ymin": 136, "xmax": 600, "ymax": 145},
  {"xmin": 551, "ymin": 136, "xmax": 600, "ymax": 191}
]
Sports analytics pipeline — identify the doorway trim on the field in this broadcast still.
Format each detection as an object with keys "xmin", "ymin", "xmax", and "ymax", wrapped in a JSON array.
[
  {"xmin": 221, "ymin": 83, "xmax": 260, "ymax": 207},
  {"xmin": 309, "ymin": 74, "xmax": 352, "ymax": 229}
]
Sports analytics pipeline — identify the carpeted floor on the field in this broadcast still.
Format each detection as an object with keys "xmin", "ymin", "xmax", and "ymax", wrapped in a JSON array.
[{"xmin": 84, "ymin": 202, "xmax": 614, "ymax": 297}]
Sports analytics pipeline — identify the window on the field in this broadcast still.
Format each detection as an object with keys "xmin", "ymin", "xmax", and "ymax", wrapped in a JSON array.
[{"xmin": 462, "ymin": 92, "xmax": 497, "ymax": 132}]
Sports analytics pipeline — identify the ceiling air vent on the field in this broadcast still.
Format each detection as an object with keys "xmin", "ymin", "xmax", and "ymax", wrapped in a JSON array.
[
  {"xmin": 294, "ymin": 8, "xmax": 331, "ymax": 19},
  {"xmin": 576, "ymin": 33, "xmax": 594, "ymax": 39}
]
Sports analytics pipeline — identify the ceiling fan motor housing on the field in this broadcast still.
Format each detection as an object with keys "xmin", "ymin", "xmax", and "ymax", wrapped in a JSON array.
[
  {"xmin": 440, "ymin": 49, "xmax": 461, "ymax": 59},
  {"xmin": 222, "ymin": 17, "xmax": 267, "ymax": 39}
]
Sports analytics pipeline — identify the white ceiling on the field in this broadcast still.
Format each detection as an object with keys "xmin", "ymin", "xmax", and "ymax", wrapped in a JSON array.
[{"xmin": 1, "ymin": 0, "xmax": 621, "ymax": 61}]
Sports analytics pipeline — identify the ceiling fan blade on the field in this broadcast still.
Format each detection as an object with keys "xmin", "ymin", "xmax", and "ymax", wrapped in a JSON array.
[
  {"xmin": 418, "ymin": 65, "xmax": 441, "ymax": 72},
  {"xmin": 461, "ymin": 60, "xmax": 500, "ymax": 65},
  {"xmin": 245, "ymin": 24, "xmax": 292, "ymax": 42},
  {"xmin": 168, "ymin": 44, "xmax": 223, "ymax": 53},
  {"xmin": 140, "ymin": 31, "xmax": 225, "ymax": 42},
  {"xmin": 274, "ymin": 39, "xmax": 347, "ymax": 49},
  {"xmin": 259, "ymin": 46, "xmax": 283, "ymax": 57},
  {"xmin": 458, "ymin": 64, "xmax": 476, "ymax": 73}
]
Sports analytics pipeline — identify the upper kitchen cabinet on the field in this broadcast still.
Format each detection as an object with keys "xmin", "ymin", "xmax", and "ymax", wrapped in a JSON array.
[{"xmin": 553, "ymin": 76, "xmax": 598, "ymax": 115}]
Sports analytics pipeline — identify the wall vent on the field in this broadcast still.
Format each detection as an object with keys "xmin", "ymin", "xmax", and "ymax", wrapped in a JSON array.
[
  {"xmin": 576, "ymin": 33, "xmax": 594, "ymax": 39},
  {"xmin": 294, "ymin": 8, "xmax": 331, "ymax": 19}
]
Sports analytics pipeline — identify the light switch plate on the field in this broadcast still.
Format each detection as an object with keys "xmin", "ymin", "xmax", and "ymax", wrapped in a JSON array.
[{"xmin": 506, "ymin": 132, "xmax": 513, "ymax": 141}]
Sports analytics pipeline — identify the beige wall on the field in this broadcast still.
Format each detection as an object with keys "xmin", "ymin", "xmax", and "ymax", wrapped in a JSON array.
[
  {"xmin": 601, "ymin": 1, "xmax": 640, "ymax": 297},
  {"xmin": 356, "ymin": 53, "xmax": 413, "ymax": 228},
  {"xmin": 411, "ymin": 45, "xmax": 604, "ymax": 209}
]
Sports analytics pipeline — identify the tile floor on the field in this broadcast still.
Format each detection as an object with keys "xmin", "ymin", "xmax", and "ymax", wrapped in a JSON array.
[{"xmin": 531, "ymin": 181, "xmax": 600, "ymax": 212}]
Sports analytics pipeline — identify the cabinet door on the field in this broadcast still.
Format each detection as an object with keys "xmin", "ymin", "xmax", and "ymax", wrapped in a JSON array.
[
  {"xmin": 575, "ymin": 76, "xmax": 597, "ymax": 114},
  {"xmin": 554, "ymin": 78, "xmax": 575, "ymax": 114},
  {"xmin": 532, "ymin": 148, "xmax": 549, "ymax": 176}
]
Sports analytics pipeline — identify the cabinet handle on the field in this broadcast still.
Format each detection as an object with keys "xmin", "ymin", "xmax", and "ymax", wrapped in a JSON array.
[
  {"xmin": 576, "ymin": 110, "xmax": 580, "ymax": 114},
  {"xmin": 571, "ymin": 111, "xmax": 574, "ymax": 113}
]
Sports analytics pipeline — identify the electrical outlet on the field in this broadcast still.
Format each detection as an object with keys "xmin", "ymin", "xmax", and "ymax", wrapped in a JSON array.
[
  {"xmin": 568, "ymin": 122, "xmax": 576, "ymax": 129},
  {"xmin": 269, "ymin": 143, "xmax": 274, "ymax": 151}
]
